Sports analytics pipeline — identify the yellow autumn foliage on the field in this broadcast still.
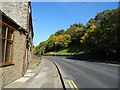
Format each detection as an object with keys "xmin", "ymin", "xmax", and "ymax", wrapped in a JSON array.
[
  {"xmin": 80, "ymin": 25, "xmax": 97, "ymax": 43},
  {"xmin": 90, "ymin": 25, "xmax": 97, "ymax": 29},
  {"xmin": 55, "ymin": 35, "xmax": 71, "ymax": 47}
]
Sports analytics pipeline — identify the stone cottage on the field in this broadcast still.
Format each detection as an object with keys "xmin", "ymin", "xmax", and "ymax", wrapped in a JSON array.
[{"xmin": 0, "ymin": 1, "xmax": 34, "ymax": 88}]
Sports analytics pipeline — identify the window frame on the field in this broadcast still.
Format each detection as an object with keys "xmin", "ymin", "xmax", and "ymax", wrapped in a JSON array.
[{"xmin": 0, "ymin": 20, "xmax": 15, "ymax": 66}]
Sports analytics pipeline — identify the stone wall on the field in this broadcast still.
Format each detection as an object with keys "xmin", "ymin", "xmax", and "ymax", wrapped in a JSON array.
[
  {"xmin": 0, "ymin": 1, "xmax": 34, "ymax": 87},
  {"xmin": 2, "ymin": 30, "xmax": 25, "ymax": 87},
  {"xmin": 1, "ymin": 1, "xmax": 29, "ymax": 30}
]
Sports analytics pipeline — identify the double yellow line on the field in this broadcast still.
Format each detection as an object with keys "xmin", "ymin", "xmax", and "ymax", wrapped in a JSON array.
[{"xmin": 67, "ymin": 80, "xmax": 79, "ymax": 90}]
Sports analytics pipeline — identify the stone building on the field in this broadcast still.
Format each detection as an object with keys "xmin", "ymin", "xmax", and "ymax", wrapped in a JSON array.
[{"xmin": 0, "ymin": 1, "xmax": 34, "ymax": 88}]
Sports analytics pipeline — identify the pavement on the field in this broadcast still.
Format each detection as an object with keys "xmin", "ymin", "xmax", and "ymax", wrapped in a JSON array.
[
  {"xmin": 3, "ymin": 58, "xmax": 63, "ymax": 88},
  {"xmin": 44, "ymin": 56, "xmax": 119, "ymax": 89}
]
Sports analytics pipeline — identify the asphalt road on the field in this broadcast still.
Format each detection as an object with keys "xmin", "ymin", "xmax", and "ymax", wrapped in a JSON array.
[{"xmin": 42, "ymin": 56, "xmax": 119, "ymax": 88}]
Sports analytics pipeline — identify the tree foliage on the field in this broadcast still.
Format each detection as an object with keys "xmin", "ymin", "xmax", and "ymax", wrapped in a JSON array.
[
  {"xmin": 54, "ymin": 30, "xmax": 66, "ymax": 36},
  {"xmin": 46, "ymin": 35, "xmax": 56, "ymax": 52},
  {"xmin": 55, "ymin": 35, "xmax": 71, "ymax": 48},
  {"xmin": 81, "ymin": 9, "xmax": 120, "ymax": 55},
  {"xmin": 66, "ymin": 24, "xmax": 86, "ymax": 43},
  {"xmin": 34, "ymin": 8, "xmax": 120, "ymax": 57}
]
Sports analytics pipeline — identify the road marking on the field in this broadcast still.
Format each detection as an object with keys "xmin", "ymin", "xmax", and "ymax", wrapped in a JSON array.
[
  {"xmin": 14, "ymin": 77, "xmax": 29, "ymax": 82},
  {"xmin": 26, "ymin": 70, "xmax": 32, "ymax": 73},
  {"xmin": 24, "ymin": 73, "xmax": 35, "ymax": 77},
  {"xmin": 68, "ymin": 80, "xmax": 74, "ymax": 88},
  {"xmin": 67, "ymin": 80, "xmax": 79, "ymax": 90},
  {"xmin": 71, "ymin": 80, "xmax": 78, "ymax": 89}
]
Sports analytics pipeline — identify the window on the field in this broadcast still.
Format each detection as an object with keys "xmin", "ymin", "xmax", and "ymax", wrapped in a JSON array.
[{"xmin": 0, "ymin": 22, "xmax": 14, "ymax": 66}]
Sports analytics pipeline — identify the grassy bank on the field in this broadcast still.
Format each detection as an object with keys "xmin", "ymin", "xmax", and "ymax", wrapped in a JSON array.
[
  {"xmin": 43, "ymin": 50, "xmax": 119, "ymax": 64},
  {"xmin": 44, "ymin": 48, "xmax": 84, "ymax": 56}
]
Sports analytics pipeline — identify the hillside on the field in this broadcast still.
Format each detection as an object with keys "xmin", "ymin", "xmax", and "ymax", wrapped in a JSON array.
[{"xmin": 33, "ymin": 8, "xmax": 120, "ymax": 61}]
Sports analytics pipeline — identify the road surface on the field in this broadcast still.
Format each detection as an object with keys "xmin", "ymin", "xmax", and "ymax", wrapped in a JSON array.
[{"xmin": 43, "ymin": 56, "xmax": 119, "ymax": 88}]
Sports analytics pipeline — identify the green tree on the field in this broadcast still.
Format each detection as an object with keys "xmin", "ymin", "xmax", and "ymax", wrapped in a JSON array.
[
  {"xmin": 54, "ymin": 30, "xmax": 65, "ymax": 36},
  {"xmin": 66, "ymin": 24, "xmax": 86, "ymax": 43},
  {"xmin": 55, "ymin": 35, "xmax": 71, "ymax": 49},
  {"xmin": 46, "ymin": 35, "xmax": 56, "ymax": 52},
  {"xmin": 81, "ymin": 9, "xmax": 120, "ymax": 55}
]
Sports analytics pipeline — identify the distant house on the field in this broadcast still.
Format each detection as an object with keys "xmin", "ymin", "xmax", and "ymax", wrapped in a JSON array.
[{"xmin": 0, "ymin": 1, "xmax": 34, "ymax": 87}]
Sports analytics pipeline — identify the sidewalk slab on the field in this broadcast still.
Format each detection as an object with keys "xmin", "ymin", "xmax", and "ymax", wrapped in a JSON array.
[{"xmin": 3, "ymin": 58, "xmax": 63, "ymax": 88}]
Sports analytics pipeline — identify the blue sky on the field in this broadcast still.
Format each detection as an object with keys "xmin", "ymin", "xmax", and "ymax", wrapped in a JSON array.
[{"xmin": 31, "ymin": 2, "xmax": 118, "ymax": 46}]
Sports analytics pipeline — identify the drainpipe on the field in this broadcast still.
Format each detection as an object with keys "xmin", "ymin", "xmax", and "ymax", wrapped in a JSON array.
[
  {"xmin": 22, "ymin": 1, "xmax": 30, "ymax": 76},
  {"xmin": 22, "ymin": 32, "xmax": 28, "ymax": 76}
]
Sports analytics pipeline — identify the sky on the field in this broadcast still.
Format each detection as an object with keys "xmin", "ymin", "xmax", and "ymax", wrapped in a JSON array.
[{"xmin": 31, "ymin": 2, "xmax": 118, "ymax": 46}]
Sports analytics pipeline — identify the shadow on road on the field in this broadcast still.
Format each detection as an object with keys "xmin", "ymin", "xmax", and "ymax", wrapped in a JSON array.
[{"xmin": 65, "ymin": 53, "xmax": 119, "ymax": 64}]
